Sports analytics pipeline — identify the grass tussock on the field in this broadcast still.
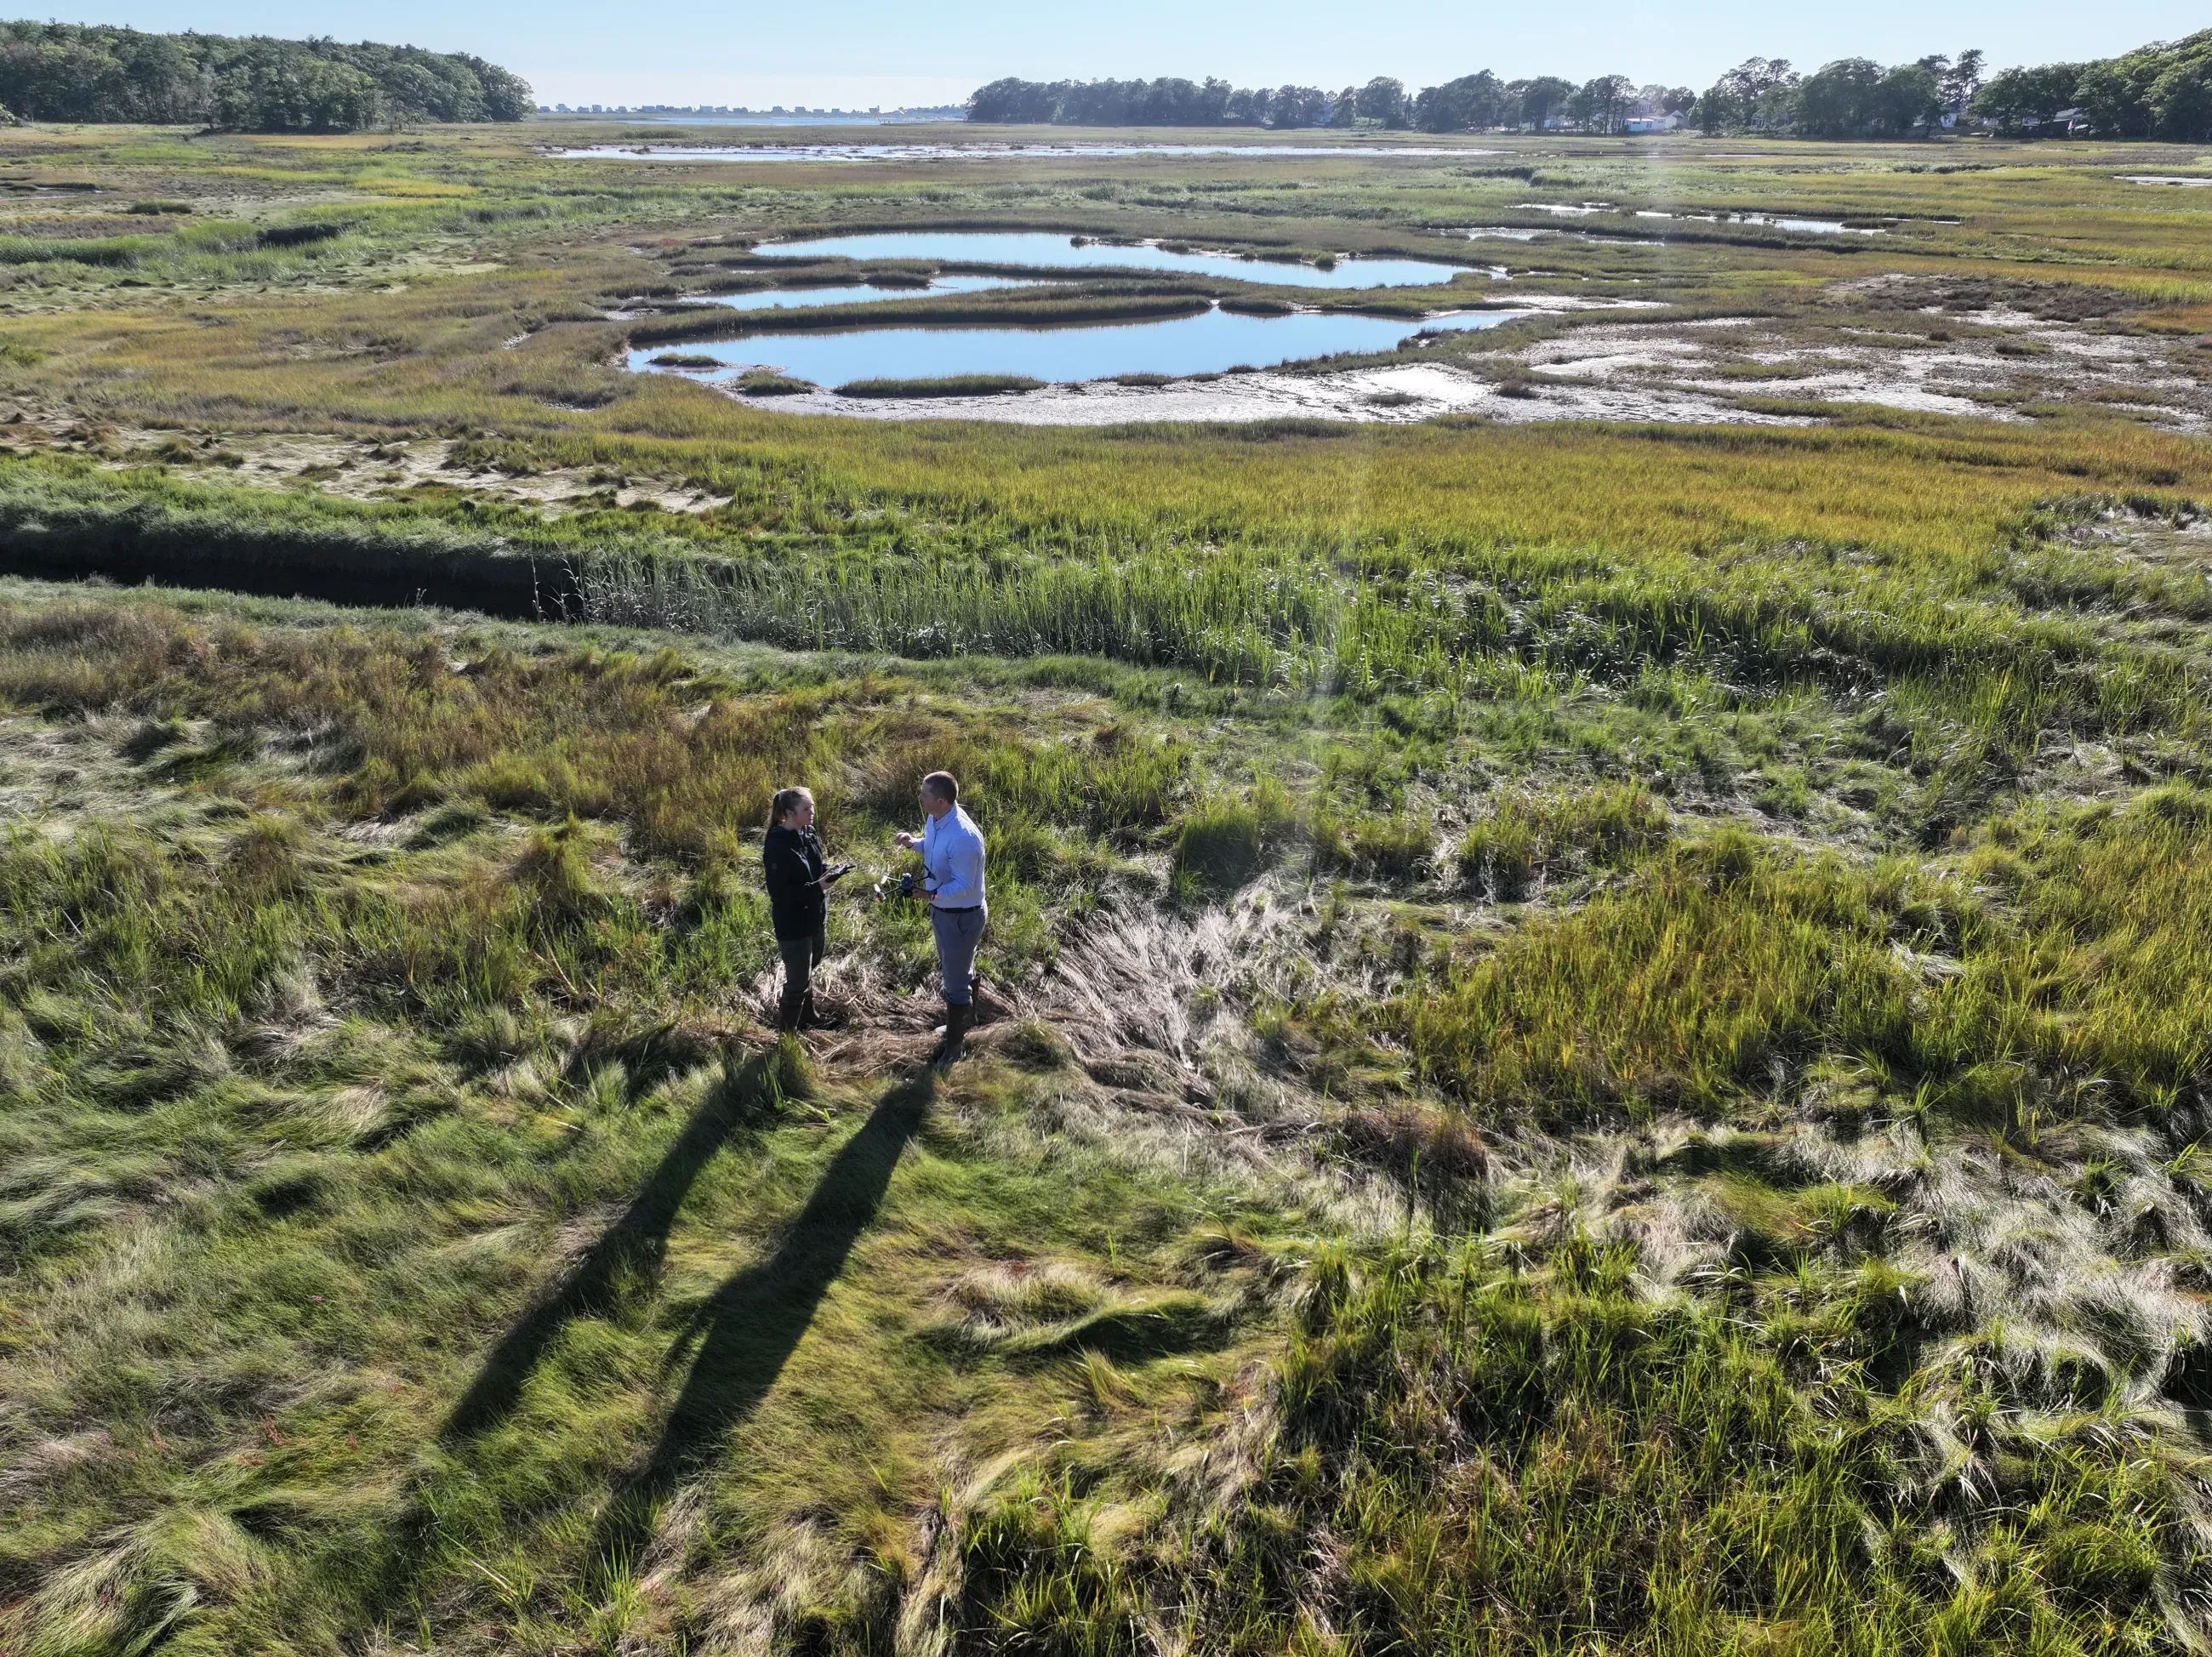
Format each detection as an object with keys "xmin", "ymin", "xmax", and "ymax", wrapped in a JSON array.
[
  {"xmin": 1453, "ymin": 781, "xmax": 1671, "ymax": 898},
  {"xmin": 1200, "ymin": 1236, "xmax": 2196, "ymax": 1654},
  {"xmin": 1406, "ymin": 789, "xmax": 2212, "ymax": 1126},
  {"xmin": 835, "ymin": 373, "xmax": 1046, "ymax": 398}
]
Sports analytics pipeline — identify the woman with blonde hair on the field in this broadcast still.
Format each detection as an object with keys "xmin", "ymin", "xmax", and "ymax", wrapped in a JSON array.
[{"xmin": 762, "ymin": 785, "xmax": 850, "ymax": 1031}]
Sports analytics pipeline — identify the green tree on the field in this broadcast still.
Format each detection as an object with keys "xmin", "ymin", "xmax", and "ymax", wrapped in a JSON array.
[
  {"xmin": 2149, "ymin": 49, "xmax": 2212, "ymax": 140},
  {"xmin": 1693, "ymin": 58, "xmax": 1793, "ymax": 134},
  {"xmin": 210, "ymin": 44, "xmax": 383, "ymax": 133},
  {"xmin": 1568, "ymin": 72, "xmax": 1633, "ymax": 133},
  {"xmin": 1268, "ymin": 84, "xmax": 1330, "ymax": 127},
  {"xmin": 2074, "ymin": 55, "xmax": 2158, "ymax": 137},
  {"xmin": 1794, "ymin": 58, "xmax": 1882, "ymax": 135},
  {"xmin": 2103, "ymin": 31, "xmax": 2212, "ymax": 140},
  {"xmin": 1794, "ymin": 56, "xmax": 1941, "ymax": 138},
  {"xmin": 1970, "ymin": 62, "xmax": 2084, "ymax": 132},
  {"xmin": 1941, "ymin": 48, "xmax": 1986, "ymax": 111},
  {"xmin": 0, "ymin": 20, "xmax": 527, "ymax": 131},
  {"xmin": 1412, "ymin": 71, "xmax": 1505, "ymax": 132},
  {"xmin": 1354, "ymin": 76, "xmax": 1407, "ymax": 126},
  {"xmin": 1517, "ymin": 75, "xmax": 1575, "ymax": 129}
]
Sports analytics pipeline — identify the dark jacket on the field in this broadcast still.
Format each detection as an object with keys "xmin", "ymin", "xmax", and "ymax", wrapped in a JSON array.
[{"xmin": 762, "ymin": 823, "xmax": 828, "ymax": 941}]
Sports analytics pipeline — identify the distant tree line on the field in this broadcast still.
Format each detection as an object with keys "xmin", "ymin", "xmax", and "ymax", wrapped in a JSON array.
[
  {"xmin": 1970, "ymin": 30, "xmax": 2212, "ymax": 139},
  {"xmin": 1694, "ymin": 54, "xmax": 1981, "ymax": 139},
  {"xmin": 0, "ymin": 20, "xmax": 532, "ymax": 132},
  {"xmin": 1697, "ymin": 34, "xmax": 2212, "ymax": 140},
  {"xmin": 966, "ymin": 73, "xmax": 1692, "ymax": 134},
  {"xmin": 969, "ymin": 29, "xmax": 2212, "ymax": 142}
]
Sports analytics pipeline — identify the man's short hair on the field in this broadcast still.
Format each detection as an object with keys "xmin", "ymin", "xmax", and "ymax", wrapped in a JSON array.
[{"xmin": 921, "ymin": 771, "xmax": 958, "ymax": 805}]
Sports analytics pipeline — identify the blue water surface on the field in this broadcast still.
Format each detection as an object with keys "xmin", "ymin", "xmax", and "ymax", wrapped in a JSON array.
[
  {"xmin": 630, "ymin": 304, "xmax": 1523, "ymax": 388},
  {"xmin": 752, "ymin": 231, "xmax": 1475, "ymax": 289}
]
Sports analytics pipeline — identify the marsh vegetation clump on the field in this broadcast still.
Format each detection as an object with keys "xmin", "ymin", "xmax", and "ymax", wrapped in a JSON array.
[{"xmin": 835, "ymin": 373, "xmax": 1046, "ymax": 397}]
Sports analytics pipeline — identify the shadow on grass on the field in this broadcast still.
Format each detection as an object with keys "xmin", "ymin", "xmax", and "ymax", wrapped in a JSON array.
[
  {"xmin": 590, "ymin": 1074, "xmax": 933, "ymax": 1574},
  {"xmin": 441, "ymin": 1049, "xmax": 785, "ymax": 1442},
  {"xmin": 367, "ymin": 1051, "xmax": 920, "ymax": 1635}
]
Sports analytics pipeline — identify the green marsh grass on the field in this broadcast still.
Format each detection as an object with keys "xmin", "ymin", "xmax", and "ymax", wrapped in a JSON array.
[
  {"xmin": 1405, "ymin": 789, "xmax": 2212, "ymax": 1126},
  {"xmin": 3, "ymin": 115, "xmax": 2212, "ymax": 1654},
  {"xmin": 835, "ymin": 373, "xmax": 1046, "ymax": 398},
  {"xmin": 5, "ymin": 580, "xmax": 2212, "ymax": 1653}
]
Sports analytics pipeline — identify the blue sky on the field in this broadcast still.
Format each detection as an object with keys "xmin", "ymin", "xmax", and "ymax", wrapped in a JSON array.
[{"xmin": 55, "ymin": 1, "xmax": 2212, "ymax": 109}]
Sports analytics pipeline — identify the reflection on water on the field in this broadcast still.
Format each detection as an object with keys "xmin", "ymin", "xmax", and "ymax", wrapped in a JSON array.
[
  {"xmin": 1457, "ymin": 208, "xmax": 1876, "ymax": 240},
  {"xmin": 753, "ymin": 231, "xmax": 1472, "ymax": 288},
  {"xmin": 1510, "ymin": 200, "xmax": 1878, "ymax": 236},
  {"xmin": 628, "ymin": 303, "xmax": 1523, "ymax": 387},
  {"xmin": 2119, "ymin": 174, "xmax": 2212, "ymax": 187},
  {"xmin": 554, "ymin": 142, "xmax": 1498, "ymax": 162},
  {"xmin": 683, "ymin": 276, "xmax": 1046, "ymax": 310},
  {"xmin": 1632, "ymin": 208, "xmax": 1880, "ymax": 234},
  {"xmin": 1446, "ymin": 226, "xmax": 1662, "ymax": 248}
]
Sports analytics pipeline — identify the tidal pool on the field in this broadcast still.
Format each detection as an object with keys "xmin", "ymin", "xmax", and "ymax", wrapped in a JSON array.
[
  {"xmin": 683, "ymin": 276, "xmax": 1046, "ymax": 310},
  {"xmin": 750, "ymin": 231, "xmax": 1473, "ymax": 288},
  {"xmin": 555, "ymin": 142, "xmax": 1494, "ymax": 162},
  {"xmin": 1513, "ymin": 202, "xmax": 1878, "ymax": 235},
  {"xmin": 1632, "ymin": 208, "xmax": 1879, "ymax": 235},
  {"xmin": 629, "ymin": 303, "xmax": 1522, "ymax": 387}
]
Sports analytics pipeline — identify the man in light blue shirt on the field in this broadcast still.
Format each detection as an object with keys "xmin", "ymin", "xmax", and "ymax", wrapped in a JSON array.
[{"xmin": 895, "ymin": 769, "xmax": 988, "ymax": 1068}]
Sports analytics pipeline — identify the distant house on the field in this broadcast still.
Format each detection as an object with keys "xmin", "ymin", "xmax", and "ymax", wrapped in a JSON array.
[
  {"xmin": 1625, "ymin": 111, "xmax": 1681, "ymax": 134},
  {"xmin": 2022, "ymin": 106, "xmax": 2091, "ymax": 138}
]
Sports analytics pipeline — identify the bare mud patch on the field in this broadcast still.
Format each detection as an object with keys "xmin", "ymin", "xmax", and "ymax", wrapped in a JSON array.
[
  {"xmin": 1548, "ymin": 310, "xmax": 2204, "ymax": 428},
  {"xmin": 702, "ymin": 357, "xmax": 1814, "ymax": 427},
  {"xmin": 4, "ymin": 415, "xmax": 738, "ymax": 517}
]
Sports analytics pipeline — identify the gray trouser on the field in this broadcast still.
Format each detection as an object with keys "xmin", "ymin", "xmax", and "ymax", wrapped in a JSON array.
[
  {"xmin": 931, "ymin": 905, "xmax": 987, "ymax": 1005},
  {"xmin": 778, "ymin": 926, "xmax": 824, "ymax": 1020}
]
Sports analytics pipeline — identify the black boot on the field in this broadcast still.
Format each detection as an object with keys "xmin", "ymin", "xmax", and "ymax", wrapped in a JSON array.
[
  {"xmin": 798, "ymin": 989, "xmax": 835, "ymax": 1030},
  {"xmin": 932, "ymin": 1001, "xmax": 974, "ymax": 1072},
  {"xmin": 775, "ymin": 985, "xmax": 806, "ymax": 1033}
]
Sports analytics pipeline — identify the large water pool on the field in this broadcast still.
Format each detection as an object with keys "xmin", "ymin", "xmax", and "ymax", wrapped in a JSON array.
[
  {"xmin": 630, "ymin": 304, "xmax": 1523, "ymax": 388},
  {"xmin": 750, "ymin": 231, "xmax": 1474, "ymax": 288}
]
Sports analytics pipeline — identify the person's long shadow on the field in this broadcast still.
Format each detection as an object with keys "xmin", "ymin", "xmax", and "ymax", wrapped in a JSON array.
[
  {"xmin": 442, "ymin": 1048, "xmax": 787, "ymax": 1443},
  {"xmin": 589, "ymin": 1075, "xmax": 932, "ymax": 1574},
  {"xmin": 362, "ymin": 1049, "xmax": 795, "ymax": 1633}
]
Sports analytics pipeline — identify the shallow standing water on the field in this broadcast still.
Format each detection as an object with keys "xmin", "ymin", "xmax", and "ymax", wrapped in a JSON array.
[
  {"xmin": 554, "ymin": 142, "xmax": 1497, "ymax": 162},
  {"xmin": 750, "ymin": 231, "xmax": 1475, "ymax": 288},
  {"xmin": 1633, "ymin": 208, "xmax": 1879, "ymax": 235},
  {"xmin": 629, "ymin": 305, "xmax": 1523, "ymax": 387},
  {"xmin": 1512, "ymin": 202, "xmax": 1878, "ymax": 236}
]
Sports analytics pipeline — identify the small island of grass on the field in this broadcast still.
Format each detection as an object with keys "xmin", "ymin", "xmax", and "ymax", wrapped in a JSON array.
[{"xmin": 835, "ymin": 373, "xmax": 1046, "ymax": 397}]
